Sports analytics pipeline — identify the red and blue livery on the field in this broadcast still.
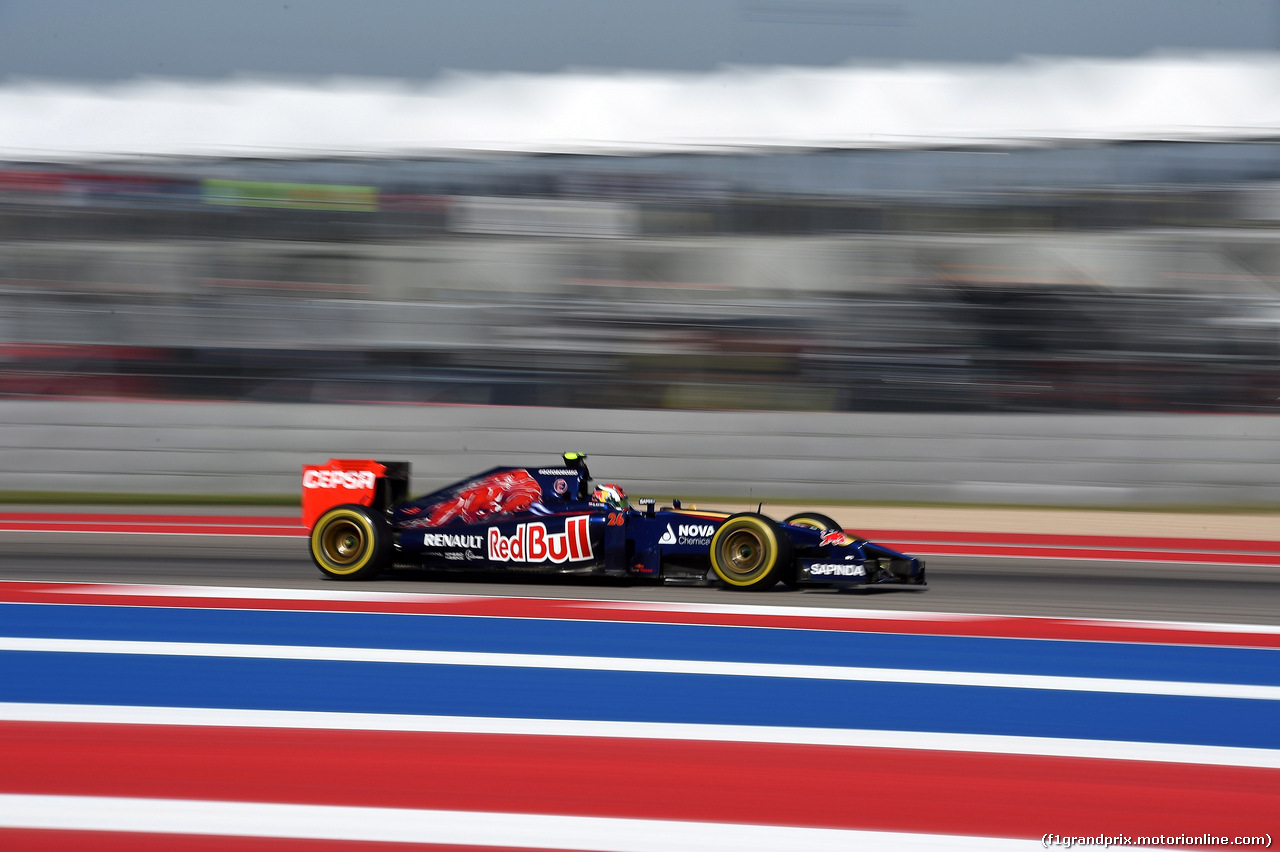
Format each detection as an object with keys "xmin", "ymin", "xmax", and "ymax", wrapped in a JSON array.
[{"xmin": 303, "ymin": 453, "xmax": 927, "ymax": 591}]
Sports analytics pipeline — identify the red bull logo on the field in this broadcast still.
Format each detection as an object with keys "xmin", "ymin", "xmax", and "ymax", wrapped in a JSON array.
[{"xmin": 488, "ymin": 515, "xmax": 593, "ymax": 564}]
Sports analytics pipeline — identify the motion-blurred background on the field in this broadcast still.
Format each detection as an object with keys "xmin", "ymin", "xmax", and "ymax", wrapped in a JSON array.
[{"xmin": 4, "ymin": 1, "xmax": 1280, "ymax": 500}]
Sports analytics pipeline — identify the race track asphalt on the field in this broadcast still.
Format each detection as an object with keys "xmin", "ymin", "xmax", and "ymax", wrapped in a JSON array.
[{"xmin": 1, "ymin": 531, "xmax": 1278, "ymax": 625}]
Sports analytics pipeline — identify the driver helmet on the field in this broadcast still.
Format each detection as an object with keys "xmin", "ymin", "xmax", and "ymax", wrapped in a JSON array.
[{"xmin": 591, "ymin": 482, "xmax": 629, "ymax": 511}]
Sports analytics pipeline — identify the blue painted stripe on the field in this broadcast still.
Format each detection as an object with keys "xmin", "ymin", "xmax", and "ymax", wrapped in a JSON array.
[
  {"xmin": 1, "ymin": 651, "xmax": 1277, "ymax": 750},
  {"xmin": 1, "ymin": 603, "xmax": 1277, "ymax": 687}
]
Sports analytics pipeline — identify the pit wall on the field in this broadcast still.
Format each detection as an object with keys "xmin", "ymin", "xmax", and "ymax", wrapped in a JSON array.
[{"xmin": 2, "ymin": 401, "xmax": 1278, "ymax": 506}]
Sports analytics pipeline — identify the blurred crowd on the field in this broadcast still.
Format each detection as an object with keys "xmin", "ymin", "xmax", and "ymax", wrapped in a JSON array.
[{"xmin": 2, "ymin": 145, "xmax": 1280, "ymax": 413}]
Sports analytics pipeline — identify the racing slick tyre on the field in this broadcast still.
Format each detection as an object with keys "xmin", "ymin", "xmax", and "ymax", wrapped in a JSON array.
[
  {"xmin": 780, "ymin": 512, "xmax": 845, "ymax": 588},
  {"xmin": 782, "ymin": 512, "xmax": 844, "ymax": 534},
  {"xmin": 710, "ymin": 513, "xmax": 793, "ymax": 591},
  {"xmin": 310, "ymin": 504, "xmax": 391, "ymax": 580}
]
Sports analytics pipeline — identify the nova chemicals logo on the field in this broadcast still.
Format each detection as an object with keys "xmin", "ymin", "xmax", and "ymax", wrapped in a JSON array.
[
  {"xmin": 659, "ymin": 523, "xmax": 715, "ymax": 545},
  {"xmin": 488, "ymin": 515, "xmax": 593, "ymax": 564},
  {"xmin": 677, "ymin": 523, "xmax": 714, "ymax": 543}
]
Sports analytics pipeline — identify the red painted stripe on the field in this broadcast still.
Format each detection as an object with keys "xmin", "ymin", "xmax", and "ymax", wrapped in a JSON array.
[
  {"xmin": 0, "ymin": 521, "xmax": 302, "ymax": 536},
  {"xmin": 857, "ymin": 528, "xmax": 1280, "ymax": 554},
  {"xmin": 1, "ymin": 722, "xmax": 1275, "ymax": 841},
  {"xmin": 0, "ymin": 513, "xmax": 300, "ymax": 527},
  {"xmin": 2, "ymin": 512, "xmax": 1276, "ymax": 567},
  {"xmin": 1, "ymin": 581, "xmax": 1278, "ymax": 648},
  {"xmin": 874, "ymin": 540, "xmax": 1280, "ymax": 566}
]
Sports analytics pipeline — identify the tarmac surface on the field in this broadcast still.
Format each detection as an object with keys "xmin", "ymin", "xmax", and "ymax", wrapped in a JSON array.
[{"xmin": 1, "ymin": 503, "xmax": 1278, "ymax": 625}]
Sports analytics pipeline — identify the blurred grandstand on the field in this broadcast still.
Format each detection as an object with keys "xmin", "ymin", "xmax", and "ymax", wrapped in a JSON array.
[{"xmin": 5, "ymin": 64, "xmax": 1280, "ymax": 413}]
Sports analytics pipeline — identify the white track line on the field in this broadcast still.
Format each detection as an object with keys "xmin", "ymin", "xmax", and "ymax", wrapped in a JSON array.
[
  {"xmin": 2, "ymin": 635, "xmax": 1277, "ymax": 700},
  {"xmin": 0, "ymin": 794, "xmax": 1032, "ymax": 851},
  {"xmin": 4, "ymin": 702, "xmax": 1278, "ymax": 768}
]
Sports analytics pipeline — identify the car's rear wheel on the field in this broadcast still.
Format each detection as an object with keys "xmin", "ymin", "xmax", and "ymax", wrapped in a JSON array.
[
  {"xmin": 710, "ymin": 513, "xmax": 792, "ymax": 591},
  {"xmin": 310, "ymin": 504, "xmax": 390, "ymax": 580}
]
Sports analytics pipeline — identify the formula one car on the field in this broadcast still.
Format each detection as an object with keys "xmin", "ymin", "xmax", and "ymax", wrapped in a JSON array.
[{"xmin": 303, "ymin": 453, "xmax": 926, "ymax": 591}]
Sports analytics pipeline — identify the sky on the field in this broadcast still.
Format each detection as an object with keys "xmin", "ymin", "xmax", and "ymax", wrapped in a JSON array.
[
  {"xmin": 6, "ymin": 53, "xmax": 1280, "ymax": 159},
  {"xmin": 3, "ymin": 1, "xmax": 1279, "ymax": 159},
  {"xmin": 0, "ymin": 0, "xmax": 1276, "ymax": 82}
]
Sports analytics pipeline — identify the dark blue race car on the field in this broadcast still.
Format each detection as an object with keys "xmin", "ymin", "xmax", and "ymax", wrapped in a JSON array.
[{"xmin": 303, "ymin": 453, "xmax": 926, "ymax": 591}]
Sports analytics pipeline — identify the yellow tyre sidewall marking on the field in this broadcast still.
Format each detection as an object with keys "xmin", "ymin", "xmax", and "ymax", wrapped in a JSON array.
[
  {"xmin": 311, "ymin": 508, "xmax": 376, "ymax": 576},
  {"xmin": 786, "ymin": 514, "xmax": 850, "ymax": 545},
  {"xmin": 711, "ymin": 517, "xmax": 778, "ymax": 587}
]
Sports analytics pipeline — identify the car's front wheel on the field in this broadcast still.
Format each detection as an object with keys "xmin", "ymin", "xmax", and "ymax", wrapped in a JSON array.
[
  {"xmin": 779, "ymin": 511, "xmax": 847, "ymax": 587},
  {"xmin": 709, "ymin": 513, "xmax": 792, "ymax": 591},
  {"xmin": 782, "ymin": 512, "xmax": 845, "ymax": 535},
  {"xmin": 310, "ymin": 504, "xmax": 390, "ymax": 580}
]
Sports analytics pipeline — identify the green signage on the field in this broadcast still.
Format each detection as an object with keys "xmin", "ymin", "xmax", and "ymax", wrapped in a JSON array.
[{"xmin": 202, "ymin": 179, "xmax": 378, "ymax": 211}]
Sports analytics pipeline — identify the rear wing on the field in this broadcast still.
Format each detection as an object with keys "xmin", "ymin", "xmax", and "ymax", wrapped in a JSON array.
[{"xmin": 301, "ymin": 459, "xmax": 410, "ymax": 530}]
